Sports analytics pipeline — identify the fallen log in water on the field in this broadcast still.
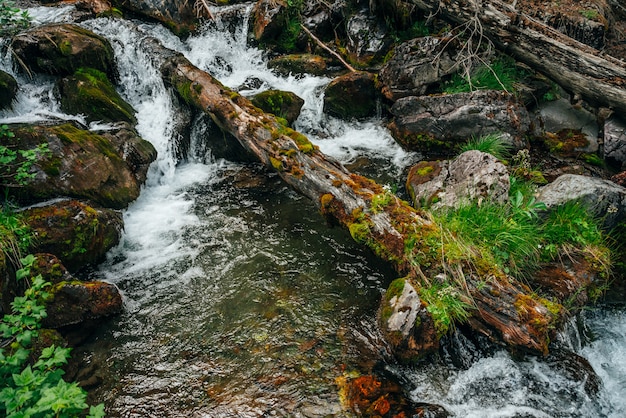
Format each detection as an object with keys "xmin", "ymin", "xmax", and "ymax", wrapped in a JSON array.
[
  {"xmin": 408, "ymin": 0, "xmax": 626, "ymax": 113},
  {"xmin": 143, "ymin": 37, "xmax": 563, "ymax": 357}
]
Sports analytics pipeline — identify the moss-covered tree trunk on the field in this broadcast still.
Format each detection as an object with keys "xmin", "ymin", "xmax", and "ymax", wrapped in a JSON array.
[
  {"xmin": 407, "ymin": 0, "xmax": 626, "ymax": 113},
  {"xmin": 144, "ymin": 38, "xmax": 562, "ymax": 357}
]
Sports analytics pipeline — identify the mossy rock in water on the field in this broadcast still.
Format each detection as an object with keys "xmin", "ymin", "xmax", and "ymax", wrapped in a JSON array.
[
  {"xmin": 22, "ymin": 200, "xmax": 123, "ymax": 272},
  {"xmin": 251, "ymin": 89, "xmax": 304, "ymax": 126},
  {"xmin": 11, "ymin": 23, "xmax": 116, "ymax": 79},
  {"xmin": 57, "ymin": 68, "xmax": 137, "ymax": 125},
  {"xmin": 268, "ymin": 54, "xmax": 327, "ymax": 76},
  {"xmin": 323, "ymin": 71, "xmax": 378, "ymax": 120},
  {"xmin": 7, "ymin": 122, "xmax": 145, "ymax": 209},
  {"xmin": 0, "ymin": 70, "xmax": 18, "ymax": 110}
]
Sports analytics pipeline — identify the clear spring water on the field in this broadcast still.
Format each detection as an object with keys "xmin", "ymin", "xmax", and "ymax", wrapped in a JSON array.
[{"xmin": 1, "ymin": 4, "xmax": 625, "ymax": 417}]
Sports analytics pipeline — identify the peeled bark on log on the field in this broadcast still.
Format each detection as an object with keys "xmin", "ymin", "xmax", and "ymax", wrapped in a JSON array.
[
  {"xmin": 408, "ymin": 0, "xmax": 626, "ymax": 113},
  {"xmin": 143, "ymin": 37, "xmax": 562, "ymax": 356}
]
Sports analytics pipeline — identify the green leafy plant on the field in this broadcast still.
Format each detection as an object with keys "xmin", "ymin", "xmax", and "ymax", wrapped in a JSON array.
[
  {"xmin": 460, "ymin": 133, "xmax": 512, "ymax": 160},
  {"xmin": 0, "ymin": 255, "xmax": 105, "ymax": 417},
  {"xmin": 1, "ymin": 125, "xmax": 50, "ymax": 188},
  {"xmin": 419, "ymin": 282, "xmax": 472, "ymax": 337},
  {"xmin": 0, "ymin": 0, "xmax": 30, "ymax": 37}
]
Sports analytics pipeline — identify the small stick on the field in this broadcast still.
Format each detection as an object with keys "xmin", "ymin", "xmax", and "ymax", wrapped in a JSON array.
[{"xmin": 300, "ymin": 24, "xmax": 356, "ymax": 72}]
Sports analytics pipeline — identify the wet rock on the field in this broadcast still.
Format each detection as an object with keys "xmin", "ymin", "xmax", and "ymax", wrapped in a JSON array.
[
  {"xmin": 537, "ymin": 98, "xmax": 599, "ymax": 155},
  {"xmin": 300, "ymin": 0, "xmax": 334, "ymax": 41},
  {"xmin": 250, "ymin": 89, "xmax": 305, "ymax": 126},
  {"xmin": 345, "ymin": 8, "xmax": 391, "ymax": 66},
  {"xmin": 42, "ymin": 280, "xmax": 122, "ymax": 329},
  {"xmin": 22, "ymin": 200, "xmax": 123, "ymax": 272},
  {"xmin": 0, "ymin": 70, "xmax": 18, "ymax": 110},
  {"xmin": 379, "ymin": 37, "xmax": 458, "ymax": 101},
  {"xmin": 57, "ymin": 67, "xmax": 137, "ymax": 125},
  {"xmin": 116, "ymin": 0, "xmax": 197, "ymax": 35},
  {"xmin": 604, "ymin": 114, "xmax": 626, "ymax": 169},
  {"xmin": 11, "ymin": 24, "xmax": 116, "ymax": 79},
  {"xmin": 323, "ymin": 71, "xmax": 378, "ymax": 120},
  {"xmin": 537, "ymin": 174, "xmax": 626, "ymax": 229},
  {"xmin": 337, "ymin": 374, "xmax": 449, "ymax": 417},
  {"xmin": 379, "ymin": 278, "xmax": 439, "ymax": 362},
  {"xmin": 30, "ymin": 253, "xmax": 75, "ymax": 285},
  {"xmin": 406, "ymin": 150, "xmax": 510, "ymax": 210},
  {"xmin": 251, "ymin": 0, "xmax": 288, "ymax": 43},
  {"xmin": 96, "ymin": 122, "xmax": 157, "ymax": 184},
  {"xmin": 268, "ymin": 53, "xmax": 327, "ymax": 76},
  {"xmin": 545, "ymin": 348, "xmax": 601, "ymax": 396},
  {"xmin": 389, "ymin": 91, "xmax": 530, "ymax": 155},
  {"xmin": 8, "ymin": 123, "xmax": 146, "ymax": 209}
]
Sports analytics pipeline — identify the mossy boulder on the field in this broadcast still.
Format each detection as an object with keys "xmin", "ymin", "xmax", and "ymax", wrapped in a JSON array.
[
  {"xmin": 22, "ymin": 200, "xmax": 123, "ymax": 272},
  {"xmin": 42, "ymin": 280, "xmax": 122, "ymax": 329},
  {"xmin": 10, "ymin": 23, "xmax": 116, "ymax": 79},
  {"xmin": 323, "ymin": 71, "xmax": 378, "ymax": 120},
  {"xmin": 7, "ymin": 123, "xmax": 146, "ymax": 209},
  {"xmin": 268, "ymin": 54, "xmax": 327, "ymax": 76},
  {"xmin": 57, "ymin": 68, "xmax": 137, "ymax": 125},
  {"xmin": 251, "ymin": 89, "xmax": 305, "ymax": 126},
  {"xmin": 0, "ymin": 70, "xmax": 18, "ymax": 110}
]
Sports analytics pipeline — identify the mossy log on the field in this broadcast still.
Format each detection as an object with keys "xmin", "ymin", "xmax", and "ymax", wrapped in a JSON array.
[
  {"xmin": 144, "ymin": 37, "xmax": 563, "ymax": 356},
  {"xmin": 407, "ymin": 0, "xmax": 626, "ymax": 113}
]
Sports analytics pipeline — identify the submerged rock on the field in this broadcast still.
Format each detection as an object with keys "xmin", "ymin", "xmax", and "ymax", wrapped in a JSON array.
[
  {"xmin": 251, "ymin": 89, "xmax": 305, "ymax": 126},
  {"xmin": 537, "ymin": 174, "xmax": 626, "ymax": 229},
  {"xmin": 389, "ymin": 91, "xmax": 530, "ymax": 155},
  {"xmin": 22, "ymin": 200, "xmax": 123, "ymax": 272},
  {"xmin": 406, "ymin": 150, "xmax": 510, "ymax": 210},
  {"xmin": 8, "ymin": 123, "xmax": 150, "ymax": 209},
  {"xmin": 57, "ymin": 67, "xmax": 137, "ymax": 125},
  {"xmin": 323, "ymin": 71, "xmax": 378, "ymax": 120},
  {"xmin": 0, "ymin": 70, "xmax": 18, "ymax": 110},
  {"xmin": 11, "ymin": 23, "xmax": 116, "ymax": 79}
]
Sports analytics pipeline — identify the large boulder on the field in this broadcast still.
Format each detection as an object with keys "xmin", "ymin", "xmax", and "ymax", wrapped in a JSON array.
[
  {"xmin": 604, "ymin": 114, "xmax": 626, "ymax": 169},
  {"xmin": 0, "ymin": 70, "xmax": 18, "ymax": 110},
  {"xmin": 379, "ymin": 37, "xmax": 458, "ymax": 101},
  {"xmin": 406, "ymin": 150, "xmax": 510, "ymax": 210},
  {"xmin": 22, "ymin": 200, "xmax": 123, "ymax": 272},
  {"xmin": 8, "ymin": 123, "xmax": 153, "ymax": 209},
  {"xmin": 11, "ymin": 24, "xmax": 116, "ymax": 79},
  {"xmin": 251, "ymin": 0, "xmax": 289, "ymax": 43},
  {"xmin": 115, "ymin": 0, "xmax": 198, "ymax": 35},
  {"xmin": 250, "ymin": 89, "xmax": 305, "ymax": 126},
  {"xmin": 57, "ymin": 67, "xmax": 137, "ymax": 125},
  {"xmin": 323, "ymin": 71, "xmax": 378, "ymax": 120},
  {"xmin": 389, "ymin": 91, "xmax": 530, "ymax": 155},
  {"xmin": 537, "ymin": 174, "xmax": 626, "ymax": 229},
  {"xmin": 344, "ymin": 8, "xmax": 391, "ymax": 66}
]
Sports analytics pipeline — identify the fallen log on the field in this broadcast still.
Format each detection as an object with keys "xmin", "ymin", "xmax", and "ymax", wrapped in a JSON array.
[
  {"xmin": 409, "ymin": 0, "xmax": 626, "ymax": 113},
  {"xmin": 144, "ymin": 37, "xmax": 563, "ymax": 356}
]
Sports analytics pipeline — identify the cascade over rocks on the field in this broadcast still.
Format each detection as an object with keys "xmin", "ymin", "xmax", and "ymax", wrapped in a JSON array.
[
  {"xmin": 143, "ymin": 35, "xmax": 573, "ymax": 358},
  {"xmin": 406, "ymin": 150, "xmax": 510, "ymax": 210},
  {"xmin": 323, "ymin": 71, "xmax": 378, "ymax": 120},
  {"xmin": 378, "ymin": 37, "xmax": 458, "ymax": 101},
  {"xmin": 7, "ymin": 122, "xmax": 154, "ymax": 209},
  {"xmin": 537, "ymin": 174, "xmax": 626, "ymax": 229},
  {"xmin": 0, "ymin": 70, "xmax": 18, "ymax": 110},
  {"xmin": 11, "ymin": 23, "xmax": 116, "ymax": 79},
  {"xmin": 389, "ymin": 91, "xmax": 530, "ymax": 155},
  {"xmin": 21, "ymin": 199, "xmax": 123, "ymax": 272}
]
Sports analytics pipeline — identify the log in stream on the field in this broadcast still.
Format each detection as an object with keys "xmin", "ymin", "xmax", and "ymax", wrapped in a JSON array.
[{"xmin": 143, "ymin": 36, "xmax": 566, "ymax": 358}]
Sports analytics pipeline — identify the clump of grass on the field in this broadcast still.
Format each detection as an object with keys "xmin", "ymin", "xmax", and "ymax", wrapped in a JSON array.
[
  {"xmin": 0, "ymin": 205, "xmax": 31, "ymax": 265},
  {"xmin": 460, "ymin": 133, "xmax": 513, "ymax": 160},
  {"xmin": 443, "ymin": 56, "xmax": 525, "ymax": 93},
  {"xmin": 419, "ymin": 282, "xmax": 472, "ymax": 338}
]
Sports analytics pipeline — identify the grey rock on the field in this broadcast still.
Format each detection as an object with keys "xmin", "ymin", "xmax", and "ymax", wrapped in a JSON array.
[
  {"xmin": 536, "ymin": 98, "xmax": 599, "ymax": 153},
  {"xmin": 604, "ymin": 115, "xmax": 626, "ymax": 169},
  {"xmin": 385, "ymin": 279, "xmax": 421, "ymax": 337}
]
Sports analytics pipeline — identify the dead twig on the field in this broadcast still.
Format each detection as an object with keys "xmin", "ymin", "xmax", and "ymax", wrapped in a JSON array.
[{"xmin": 300, "ymin": 24, "xmax": 356, "ymax": 72}]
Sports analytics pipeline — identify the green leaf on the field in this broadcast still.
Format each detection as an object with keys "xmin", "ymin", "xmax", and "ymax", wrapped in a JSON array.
[{"xmin": 87, "ymin": 403, "xmax": 106, "ymax": 418}]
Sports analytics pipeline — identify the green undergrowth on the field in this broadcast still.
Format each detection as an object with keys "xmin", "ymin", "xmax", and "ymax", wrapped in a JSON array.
[
  {"xmin": 443, "ymin": 56, "xmax": 526, "ymax": 93},
  {"xmin": 459, "ymin": 133, "xmax": 512, "ymax": 160},
  {"xmin": 418, "ymin": 283, "xmax": 472, "ymax": 338}
]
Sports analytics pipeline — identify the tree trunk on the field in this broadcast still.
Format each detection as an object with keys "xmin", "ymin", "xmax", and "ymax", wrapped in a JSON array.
[
  {"xmin": 143, "ymin": 37, "xmax": 562, "ymax": 356},
  {"xmin": 408, "ymin": 0, "xmax": 626, "ymax": 113}
]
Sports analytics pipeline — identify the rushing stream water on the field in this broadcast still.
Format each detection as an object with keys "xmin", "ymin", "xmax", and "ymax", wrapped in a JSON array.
[{"xmin": 2, "ymin": 4, "xmax": 626, "ymax": 417}]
